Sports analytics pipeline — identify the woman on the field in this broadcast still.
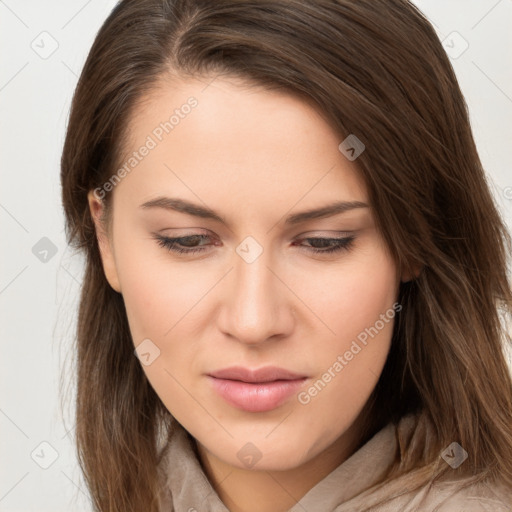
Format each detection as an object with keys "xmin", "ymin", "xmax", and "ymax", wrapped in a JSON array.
[{"xmin": 60, "ymin": 0, "xmax": 512, "ymax": 510}]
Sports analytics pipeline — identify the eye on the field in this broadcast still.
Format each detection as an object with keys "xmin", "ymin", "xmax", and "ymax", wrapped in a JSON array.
[
  {"xmin": 154, "ymin": 234, "xmax": 213, "ymax": 254},
  {"xmin": 153, "ymin": 233, "xmax": 356, "ymax": 256},
  {"xmin": 294, "ymin": 235, "xmax": 356, "ymax": 254}
]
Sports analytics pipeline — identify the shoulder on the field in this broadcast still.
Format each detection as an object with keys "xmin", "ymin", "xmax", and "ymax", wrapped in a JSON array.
[
  {"xmin": 389, "ymin": 412, "xmax": 512, "ymax": 511},
  {"xmin": 367, "ymin": 479, "xmax": 512, "ymax": 512},
  {"xmin": 423, "ymin": 479, "xmax": 511, "ymax": 512}
]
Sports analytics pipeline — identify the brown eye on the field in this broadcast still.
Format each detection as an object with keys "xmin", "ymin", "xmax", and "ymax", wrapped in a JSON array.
[
  {"xmin": 154, "ymin": 234, "xmax": 213, "ymax": 254},
  {"xmin": 296, "ymin": 236, "xmax": 356, "ymax": 254}
]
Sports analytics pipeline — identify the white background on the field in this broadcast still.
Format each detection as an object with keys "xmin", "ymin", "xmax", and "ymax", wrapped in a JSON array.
[{"xmin": 1, "ymin": 1, "xmax": 511, "ymax": 510}]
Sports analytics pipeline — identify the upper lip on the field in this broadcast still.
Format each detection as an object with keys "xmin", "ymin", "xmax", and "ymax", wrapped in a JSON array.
[{"xmin": 208, "ymin": 366, "xmax": 306, "ymax": 383}]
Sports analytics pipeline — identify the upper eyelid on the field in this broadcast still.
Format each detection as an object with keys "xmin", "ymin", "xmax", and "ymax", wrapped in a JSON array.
[
  {"xmin": 153, "ymin": 232, "xmax": 356, "ymax": 245},
  {"xmin": 154, "ymin": 234, "xmax": 355, "ymax": 246},
  {"xmin": 154, "ymin": 229, "xmax": 355, "ymax": 237}
]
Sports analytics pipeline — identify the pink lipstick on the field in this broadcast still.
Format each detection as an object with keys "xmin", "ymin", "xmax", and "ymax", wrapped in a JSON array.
[{"xmin": 208, "ymin": 366, "xmax": 307, "ymax": 412}]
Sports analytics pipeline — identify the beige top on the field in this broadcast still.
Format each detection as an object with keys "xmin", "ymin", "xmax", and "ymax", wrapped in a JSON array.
[{"xmin": 156, "ymin": 413, "xmax": 511, "ymax": 511}]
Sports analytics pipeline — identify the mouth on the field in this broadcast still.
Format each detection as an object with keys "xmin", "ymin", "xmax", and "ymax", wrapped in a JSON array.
[{"xmin": 207, "ymin": 366, "xmax": 308, "ymax": 412}]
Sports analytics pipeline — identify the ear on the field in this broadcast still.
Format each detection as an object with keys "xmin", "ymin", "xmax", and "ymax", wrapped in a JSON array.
[{"xmin": 87, "ymin": 191, "xmax": 121, "ymax": 293}]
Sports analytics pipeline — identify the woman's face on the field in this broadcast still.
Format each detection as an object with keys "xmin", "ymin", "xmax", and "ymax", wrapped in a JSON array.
[{"xmin": 89, "ymin": 75, "xmax": 401, "ymax": 471}]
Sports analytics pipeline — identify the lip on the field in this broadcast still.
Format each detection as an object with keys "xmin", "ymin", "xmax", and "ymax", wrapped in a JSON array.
[{"xmin": 207, "ymin": 366, "xmax": 307, "ymax": 412}]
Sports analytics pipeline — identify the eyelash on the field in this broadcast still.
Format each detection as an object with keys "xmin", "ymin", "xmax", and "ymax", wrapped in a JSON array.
[{"xmin": 153, "ymin": 234, "xmax": 356, "ymax": 255}]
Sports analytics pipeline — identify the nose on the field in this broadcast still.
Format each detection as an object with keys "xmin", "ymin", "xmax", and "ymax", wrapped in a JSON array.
[{"xmin": 216, "ymin": 243, "xmax": 295, "ymax": 345}]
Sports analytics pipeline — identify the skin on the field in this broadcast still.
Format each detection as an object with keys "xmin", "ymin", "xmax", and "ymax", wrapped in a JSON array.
[{"xmin": 88, "ymin": 74, "xmax": 409, "ymax": 512}]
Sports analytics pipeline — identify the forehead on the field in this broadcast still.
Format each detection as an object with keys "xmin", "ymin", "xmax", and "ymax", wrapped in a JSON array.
[{"xmin": 114, "ymin": 74, "xmax": 368, "ymax": 213}]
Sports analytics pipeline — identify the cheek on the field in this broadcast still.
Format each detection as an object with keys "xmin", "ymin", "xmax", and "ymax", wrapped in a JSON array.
[
  {"xmin": 115, "ymin": 239, "xmax": 211, "ymax": 345},
  {"xmin": 113, "ymin": 244, "xmax": 209, "ymax": 414},
  {"xmin": 290, "ymin": 243, "xmax": 398, "ymax": 408},
  {"xmin": 289, "ymin": 245, "xmax": 398, "ymax": 349}
]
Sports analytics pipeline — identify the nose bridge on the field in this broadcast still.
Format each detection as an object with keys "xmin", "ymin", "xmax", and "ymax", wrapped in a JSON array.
[{"xmin": 219, "ymin": 239, "xmax": 292, "ymax": 344}]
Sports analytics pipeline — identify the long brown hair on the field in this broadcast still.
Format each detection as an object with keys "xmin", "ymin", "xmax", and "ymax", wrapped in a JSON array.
[{"xmin": 60, "ymin": 0, "xmax": 512, "ymax": 510}]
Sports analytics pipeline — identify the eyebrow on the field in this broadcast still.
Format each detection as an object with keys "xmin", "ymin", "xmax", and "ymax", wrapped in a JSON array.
[{"xmin": 139, "ymin": 196, "xmax": 369, "ymax": 226}]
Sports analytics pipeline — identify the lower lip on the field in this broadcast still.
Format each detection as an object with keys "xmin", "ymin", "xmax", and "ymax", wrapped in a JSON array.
[{"xmin": 208, "ymin": 376, "xmax": 307, "ymax": 412}]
